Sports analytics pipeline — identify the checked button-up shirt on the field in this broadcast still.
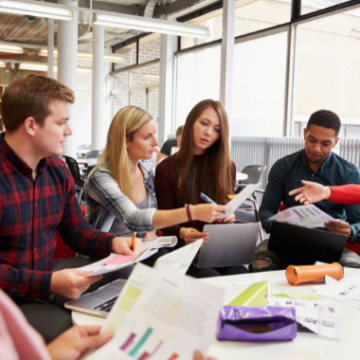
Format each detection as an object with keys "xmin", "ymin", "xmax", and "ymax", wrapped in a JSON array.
[{"xmin": 0, "ymin": 135, "xmax": 115, "ymax": 299}]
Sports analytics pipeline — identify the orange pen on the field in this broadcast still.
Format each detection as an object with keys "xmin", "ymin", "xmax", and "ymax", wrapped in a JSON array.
[{"xmin": 131, "ymin": 232, "xmax": 137, "ymax": 250}]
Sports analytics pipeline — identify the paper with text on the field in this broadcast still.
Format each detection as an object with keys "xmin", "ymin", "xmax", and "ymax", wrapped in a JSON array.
[
  {"xmin": 218, "ymin": 183, "xmax": 259, "ymax": 219},
  {"xmin": 83, "ymin": 263, "xmax": 224, "ymax": 360},
  {"xmin": 269, "ymin": 204, "xmax": 335, "ymax": 228}
]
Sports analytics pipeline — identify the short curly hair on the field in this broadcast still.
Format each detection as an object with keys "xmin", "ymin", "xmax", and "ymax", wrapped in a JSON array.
[
  {"xmin": 1, "ymin": 74, "xmax": 75, "ymax": 133},
  {"xmin": 306, "ymin": 110, "xmax": 341, "ymax": 137}
]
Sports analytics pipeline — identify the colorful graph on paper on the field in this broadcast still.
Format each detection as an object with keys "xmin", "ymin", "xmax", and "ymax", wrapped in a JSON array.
[
  {"xmin": 102, "ymin": 283, "xmax": 143, "ymax": 335},
  {"xmin": 119, "ymin": 327, "xmax": 165, "ymax": 360}
]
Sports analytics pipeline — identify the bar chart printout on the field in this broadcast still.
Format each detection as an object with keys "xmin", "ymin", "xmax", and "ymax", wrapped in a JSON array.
[{"xmin": 85, "ymin": 263, "xmax": 224, "ymax": 360}]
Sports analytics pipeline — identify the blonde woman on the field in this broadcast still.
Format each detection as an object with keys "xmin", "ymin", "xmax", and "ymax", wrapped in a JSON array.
[{"xmin": 84, "ymin": 106, "xmax": 230, "ymax": 253}]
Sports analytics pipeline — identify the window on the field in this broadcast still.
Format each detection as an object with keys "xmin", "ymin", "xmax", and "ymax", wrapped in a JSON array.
[
  {"xmin": 234, "ymin": 0, "xmax": 291, "ymax": 37},
  {"xmin": 139, "ymin": 34, "xmax": 161, "ymax": 64},
  {"xmin": 175, "ymin": 45, "xmax": 221, "ymax": 127},
  {"xmin": 232, "ymin": 31, "xmax": 288, "ymax": 137},
  {"xmin": 113, "ymin": 44, "xmax": 136, "ymax": 71},
  {"xmin": 111, "ymin": 63, "xmax": 160, "ymax": 120},
  {"xmin": 301, "ymin": 0, "xmax": 351, "ymax": 16},
  {"xmin": 293, "ymin": 8, "xmax": 360, "ymax": 138},
  {"xmin": 180, "ymin": 0, "xmax": 291, "ymax": 50}
]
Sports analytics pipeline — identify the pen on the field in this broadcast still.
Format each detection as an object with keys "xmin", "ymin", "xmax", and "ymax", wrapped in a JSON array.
[
  {"xmin": 200, "ymin": 193, "xmax": 227, "ymax": 215},
  {"xmin": 131, "ymin": 232, "xmax": 137, "ymax": 250}
]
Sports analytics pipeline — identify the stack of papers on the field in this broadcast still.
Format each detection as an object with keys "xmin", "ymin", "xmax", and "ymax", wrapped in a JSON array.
[{"xmin": 80, "ymin": 236, "xmax": 177, "ymax": 277}]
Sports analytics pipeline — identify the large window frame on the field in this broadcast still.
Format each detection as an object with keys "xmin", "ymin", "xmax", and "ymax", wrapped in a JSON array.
[
  {"xmin": 108, "ymin": 0, "xmax": 360, "ymax": 137},
  {"xmin": 110, "ymin": 33, "xmax": 160, "ymax": 118},
  {"xmin": 172, "ymin": 0, "xmax": 360, "ymax": 137}
]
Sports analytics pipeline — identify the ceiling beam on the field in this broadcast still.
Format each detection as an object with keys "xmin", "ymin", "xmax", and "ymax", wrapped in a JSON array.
[
  {"xmin": 43, "ymin": 0, "xmax": 145, "ymax": 16},
  {"xmin": 153, "ymin": 0, "xmax": 204, "ymax": 18}
]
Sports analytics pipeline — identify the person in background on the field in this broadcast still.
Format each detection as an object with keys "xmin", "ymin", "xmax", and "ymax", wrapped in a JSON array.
[
  {"xmin": 156, "ymin": 125, "xmax": 184, "ymax": 164},
  {"xmin": 253, "ymin": 109, "xmax": 360, "ymax": 272},
  {"xmin": 290, "ymin": 181, "xmax": 360, "ymax": 206},
  {"xmin": 155, "ymin": 99, "xmax": 248, "ymax": 278},
  {"xmin": 84, "ymin": 106, "xmax": 230, "ymax": 255},
  {"xmin": 0, "ymin": 288, "xmax": 215, "ymax": 360},
  {"xmin": 0, "ymin": 75, "xmax": 141, "ymax": 343}
]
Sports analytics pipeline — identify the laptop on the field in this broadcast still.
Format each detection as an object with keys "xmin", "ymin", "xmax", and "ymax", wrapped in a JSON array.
[
  {"xmin": 197, "ymin": 223, "xmax": 259, "ymax": 268},
  {"xmin": 268, "ymin": 222, "xmax": 348, "ymax": 267},
  {"xmin": 65, "ymin": 240, "xmax": 203, "ymax": 317}
]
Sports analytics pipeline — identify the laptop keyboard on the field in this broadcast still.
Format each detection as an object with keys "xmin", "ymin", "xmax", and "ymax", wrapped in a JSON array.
[{"xmin": 93, "ymin": 296, "xmax": 118, "ymax": 313}]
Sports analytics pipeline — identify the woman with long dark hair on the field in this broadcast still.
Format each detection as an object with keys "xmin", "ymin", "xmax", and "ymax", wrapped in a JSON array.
[
  {"xmin": 84, "ymin": 105, "xmax": 229, "ymax": 244},
  {"xmin": 155, "ymin": 99, "xmax": 248, "ymax": 278}
]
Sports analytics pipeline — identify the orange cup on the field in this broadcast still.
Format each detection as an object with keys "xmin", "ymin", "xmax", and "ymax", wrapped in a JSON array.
[{"xmin": 285, "ymin": 262, "xmax": 343, "ymax": 286}]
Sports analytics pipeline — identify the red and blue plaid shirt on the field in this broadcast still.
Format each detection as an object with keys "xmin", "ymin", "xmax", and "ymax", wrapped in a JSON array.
[{"xmin": 0, "ymin": 135, "xmax": 115, "ymax": 299}]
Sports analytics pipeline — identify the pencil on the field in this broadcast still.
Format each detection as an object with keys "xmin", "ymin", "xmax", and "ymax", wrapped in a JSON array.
[{"xmin": 131, "ymin": 232, "xmax": 137, "ymax": 250}]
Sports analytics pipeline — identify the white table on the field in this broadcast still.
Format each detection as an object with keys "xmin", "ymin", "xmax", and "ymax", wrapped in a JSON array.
[{"xmin": 72, "ymin": 269, "xmax": 360, "ymax": 360}]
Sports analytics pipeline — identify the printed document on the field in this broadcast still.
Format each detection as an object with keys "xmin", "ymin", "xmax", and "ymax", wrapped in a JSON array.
[
  {"xmin": 315, "ymin": 275, "xmax": 360, "ymax": 310},
  {"xmin": 81, "ymin": 236, "xmax": 177, "ymax": 277},
  {"xmin": 153, "ymin": 239, "xmax": 203, "ymax": 275},
  {"xmin": 269, "ymin": 204, "xmax": 335, "ymax": 228},
  {"xmin": 84, "ymin": 263, "xmax": 224, "ymax": 360},
  {"xmin": 218, "ymin": 183, "xmax": 259, "ymax": 219}
]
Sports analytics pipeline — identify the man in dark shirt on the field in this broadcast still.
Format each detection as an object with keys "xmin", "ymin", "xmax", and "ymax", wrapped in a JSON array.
[
  {"xmin": 156, "ymin": 125, "xmax": 184, "ymax": 164},
  {"xmin": 0, "ymin": 75, "xmax": 140, "ymax": 342},
  {"xmin": 253, "ymin": 110, "xmax": 360, "ymax": 271}
]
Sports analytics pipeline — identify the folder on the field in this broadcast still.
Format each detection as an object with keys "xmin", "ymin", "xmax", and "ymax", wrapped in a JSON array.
[{"xmin": 228, "ymin": 280, "xmax": 271, "ymax": 306}]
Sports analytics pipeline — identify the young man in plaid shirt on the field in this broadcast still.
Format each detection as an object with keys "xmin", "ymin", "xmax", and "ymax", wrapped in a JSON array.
[{"xmin": 0, "ymin": 75, "xmax": 141, "ymax": 342}]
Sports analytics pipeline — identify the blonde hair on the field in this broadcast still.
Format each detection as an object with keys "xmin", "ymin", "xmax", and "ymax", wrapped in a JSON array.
[{"xmin": 98, "ymin": 106, "xmax": 153, "ymax": 200}]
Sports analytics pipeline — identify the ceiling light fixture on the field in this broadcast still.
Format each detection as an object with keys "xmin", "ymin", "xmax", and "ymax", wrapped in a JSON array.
[
  {"xmin": 39, "ymin": 49, "xmax": 125, "ymax": 64},
  {"xmin": 18, "ymin": 62, "xmax": 91, "ymax": 74},
  {"xmin": 93, "ymin": 12, "xmax": 210, "ymax": 38},
  {"xmin": 0, "ymin": 43, "xmax": 23, "ymax": 54},
  {"xmin": 0, "ymin": 0, "xmax": 73, "ymax": 21}
]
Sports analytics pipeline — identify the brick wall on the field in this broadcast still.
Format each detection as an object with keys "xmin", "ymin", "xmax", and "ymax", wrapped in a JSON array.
[{"xmin": 112, "ymin": 36, "xmax": 160, "ymax": 119}]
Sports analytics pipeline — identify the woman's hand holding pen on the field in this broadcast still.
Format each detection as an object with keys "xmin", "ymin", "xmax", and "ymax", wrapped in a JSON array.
[
  {"xmin": 192, "ymin": 204, "xmax": 231, "ymax": 223},
  {"xmin": 215, "ymin": 213, "xmax": 235, "ymax": 223},
  {"xmin": 180, "ymin": 227, "xmax": 209, "ymax": 245}
]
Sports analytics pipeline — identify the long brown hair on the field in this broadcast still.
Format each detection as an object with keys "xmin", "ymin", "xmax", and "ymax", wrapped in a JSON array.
[
  {"xmin": 174, "ymin": 99, "xmax": 232, "ymax": 206},
  {"xmin": 97, "ymin": 106, "xmax": 152, "ymax": 200}
]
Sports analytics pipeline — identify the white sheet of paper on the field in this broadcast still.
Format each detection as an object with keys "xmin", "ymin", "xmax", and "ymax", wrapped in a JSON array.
[
  {"xmin": 315, "ymin": 275, "xmax": 360, "ymax": 310},
  {"xmin": 83, "ymin": 263, "xmax": 224, "ymax": 360},
  {"xmin": 218, "ymin": 183, "xmax": 259, "ymax": 219},
  {"xmin": 153, "ymin": 239, "xmax": 202, "ymax": 275},
  {"xmin": 276, "ymin": 297, "xmax": 326, "ymax": 333},
  {"xmin": 269, "ymin": 204, "xmax": 336, "ymax": 228}
]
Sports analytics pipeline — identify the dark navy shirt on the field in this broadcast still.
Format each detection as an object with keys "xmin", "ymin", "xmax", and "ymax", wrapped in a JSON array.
[{"xmin": 260, "ymin": 149, "xmax": 360, "ymax": 244}]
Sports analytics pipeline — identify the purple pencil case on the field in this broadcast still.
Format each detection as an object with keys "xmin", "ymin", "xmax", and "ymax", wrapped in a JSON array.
[{"xmin": 216, "ymin": 306, "xmax": 297, "ymax": 341}]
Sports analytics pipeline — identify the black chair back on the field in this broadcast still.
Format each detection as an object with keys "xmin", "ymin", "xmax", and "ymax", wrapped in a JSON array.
[{"xmin": 63, "ymin": 156, "xmax": 84, "ymax": 188}]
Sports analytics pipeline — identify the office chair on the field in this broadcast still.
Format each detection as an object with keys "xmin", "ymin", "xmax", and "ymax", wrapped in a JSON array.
[
  {"xmin": 235, "ymin": 165, "xmax": 267, "ymax": 194},
  {"xmin": 63, "ymin": 156, "xmax": 85, "ymax": 203}
]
